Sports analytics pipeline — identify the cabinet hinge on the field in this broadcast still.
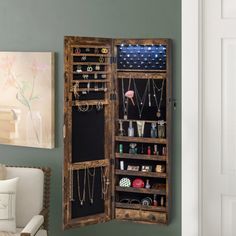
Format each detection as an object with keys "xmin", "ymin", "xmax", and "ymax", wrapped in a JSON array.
[
  {"xmin": 110, "ymin": 56, "xmax": 117, "ymax": 64},
  {"xmin": 111, "ymin": 195, "xmax": 115, "ymax": 202},
  {"xmin": 110, "ymin": 93, "xmax": 117, "ymax": 101},
  {"xmin": 110, "ymin": 159, "xmax": 115, "ymax": 165},
  {"xmin": 168, "ymin": 98, "xmax": 177, "ymax": 110}
]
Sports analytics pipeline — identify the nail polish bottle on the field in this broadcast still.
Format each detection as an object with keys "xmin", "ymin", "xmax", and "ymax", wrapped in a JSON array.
[
  {"xmin": 150, "ymin": 122, "xmax": 157, "ymax": 138},
  {"xmin": 145, "ymin": 179, "xmax": 151, "ymax": 189},
  {"xmin": 119, "ymin": 144, "xmax": 123, "ymax": 154},
  {"xmin": 153, "ymin": 194, "xmax": 158, "ymax": 206}
]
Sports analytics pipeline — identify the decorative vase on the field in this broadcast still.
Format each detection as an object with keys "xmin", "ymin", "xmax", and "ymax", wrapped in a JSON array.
[{"xmin": 26, "ymin": 111, "xmax": 42, "ymax": 146}]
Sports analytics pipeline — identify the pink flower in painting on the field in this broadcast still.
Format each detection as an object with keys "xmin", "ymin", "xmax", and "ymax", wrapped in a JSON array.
[
  {"xmin": 0, "ymin": 56, "xmax": 17, "ymax": 90},
  {"xmin": 0, "ymin": 55, "xmax": 15, "ymax": 71},
  {"xmin": 31, "ymin": 60, "xmax": 49, "ymax": 78}
]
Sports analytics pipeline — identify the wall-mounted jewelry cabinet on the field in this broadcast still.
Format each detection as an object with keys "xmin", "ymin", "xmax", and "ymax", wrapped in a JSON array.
[{"xmin": 64, "ymin": 36, "xmax": 172, "ymax": 229}]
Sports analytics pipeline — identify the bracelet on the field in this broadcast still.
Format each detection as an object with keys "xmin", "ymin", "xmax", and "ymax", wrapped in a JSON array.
[
  {"xmin": 99, "ymin": 56, "xmax": 105, "ymax": 63},
  {"xmin": 87, "ymin": 66, "xmax": 93, "ymax": 72},
  {"xmin": 101, "ymin": 48, "xmax": 108, "ymax": 54},
  {"xmin": 75, "ymin": 48, "xmax": 81, "ymax": 54}
]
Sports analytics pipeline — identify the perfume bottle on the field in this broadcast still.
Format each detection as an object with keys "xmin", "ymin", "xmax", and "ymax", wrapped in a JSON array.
[
  {"xmin": 158, "ymin": 120, "xmax": 165, "ymax": 138},
  {"xmin": 150, "ymin": 122, "xmax": 157, "ymax": 138},
  {"xmin": 120, "ymin": 161, "xmax": 124, "ymax": 170},
  {"xmin": 118, "ymin": 120, "xmax": 125, "ymax": 136},
  {"xmin": 145, "ymin": 179, "xmax": 151, "ymax": 189},
  {"xmin": 160, "ymin": 196, "xmax": 164, "ymax": 206},
  {"xmin": 147, "ymin": 146, "xmax": 151, "ymax": 155},
  {"xmin": 128, "ymin": 121, "xmax": 134, "ymax": 137},
  {"xmin": 129, "ymin": 143, "xmax": 137, "ymax": 154},
  {"xmin": 153, "ymin": 145, "xmax": 158, "ymax": 155},
  {"xmin": 153, "ymin": 194, "xmax": 158, "ymax": 206}
]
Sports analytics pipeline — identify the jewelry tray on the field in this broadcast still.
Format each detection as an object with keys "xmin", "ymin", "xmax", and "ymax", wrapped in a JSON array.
[{"xmin": 64, "ymin": 36, "xmax": 172, "ymax": 229}]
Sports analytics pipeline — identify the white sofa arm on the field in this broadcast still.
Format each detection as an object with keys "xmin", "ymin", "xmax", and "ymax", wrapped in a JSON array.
[{"xmin": 21, "ymin": 215, "xmax": 44, "ymax": 236}]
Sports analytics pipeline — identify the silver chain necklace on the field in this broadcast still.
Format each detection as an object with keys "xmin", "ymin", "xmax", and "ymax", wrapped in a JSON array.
[
  {"xmin": 77, "ymin": 168, "xmax": 87, "ymax": 206},
  {"xmin": 152, "ymin": 79, "xmax": 165, "ymax": 118},
  {"xmin": 101, "ymin": 166, "xmax": 109, "ymax": 199},
  {"xmin": 87, "ymin": 167, "xmax": 96, "ymax": 204},
  {"xmin": 133, "ymin": 79, "xmax": 149, "ymax": 118}
]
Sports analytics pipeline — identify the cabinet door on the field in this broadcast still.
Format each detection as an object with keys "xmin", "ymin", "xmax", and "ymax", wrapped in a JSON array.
[{"xmin": 64, "ymin": 36, "xmax": 113, "ymax": 229}]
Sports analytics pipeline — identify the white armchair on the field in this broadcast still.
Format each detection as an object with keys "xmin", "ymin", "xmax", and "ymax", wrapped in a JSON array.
[{"xmin": 5, "ymin": 166, "xmax": 51, "ymax": 236}]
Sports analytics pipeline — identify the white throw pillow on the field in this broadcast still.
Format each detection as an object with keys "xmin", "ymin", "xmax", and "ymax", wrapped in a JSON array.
[{"xmin": 0, "ymin": 178, "xmax": 18, "ymax": 233}]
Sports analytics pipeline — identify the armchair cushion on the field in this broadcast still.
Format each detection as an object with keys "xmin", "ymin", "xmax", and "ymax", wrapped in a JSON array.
[
  {"xmin": 0, "ymin": 178, "xmax": 19, "ymax": 233},
  {"xmin": 0, "ymin": 165, "xmax": 6, "ymax": 180},
  {"xmin": 5, "ymin": 168, "xmax": 44, "ymax": 228}
]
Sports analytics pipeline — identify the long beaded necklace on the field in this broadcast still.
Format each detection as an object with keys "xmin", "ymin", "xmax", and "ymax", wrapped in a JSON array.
[
  {"xmin": 152, "ymin": 79, "xmax": 165, "ymax": 118},
  {"xmin": 133, "ymin": 79, "xmax": 149, "ymax": 118},
  {"xmin": 77, "ymin": 168, "xmax": 87, "ymax": 206},
  {"xmin": 87, "ymin": 167, "xmax": 96, "ymax": 204}
]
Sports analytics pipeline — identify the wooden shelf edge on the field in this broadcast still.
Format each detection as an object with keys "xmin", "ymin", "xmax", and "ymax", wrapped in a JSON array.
[
  {"xmin": 117, "ymin": 71, "xmax": 166, "ymax": 80},
  {"xmin": 71, "ymin": 159, "xmax": 109, "ymax": 170},
  {"xmin": 115, "ymin": 202, "xmax": 167, "ymax": 212},
  {"xmin": 117, "ymin": 118, "xmax": 167, "ymax": 124},
  {"xmin": 115, "ymin": 186, "xmax": 166, "ymax": 195},
  {"xmin": 115, "ymin": 136, "xmax": 167, "ymax": 144},
  {"xmin": 115, "ymin": 153, "xmax": 167, "ymax": 161},
  {"xmin": 115, "ymin": 169, "xmax": 167, "ymax": 178},
  {"xmin": 72, "ymin": 53, "xmax": 111, "ymax": 57}
]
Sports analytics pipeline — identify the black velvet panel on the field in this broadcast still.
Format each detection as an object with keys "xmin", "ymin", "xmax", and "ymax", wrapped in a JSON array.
[
  {"xmin": 118, "ymin": 78, "xmax": 166, "ymax": 121},
  {"xmin": 72, "ymin": 108, "xmax": 105, "ymax": 163},
  {"xmin": 71, "ymin": 168, "xmax": 105, "ymax": 218},
  {"xmin": 117, "ymin": 44, "xmax": 167, "ymax": 70}
]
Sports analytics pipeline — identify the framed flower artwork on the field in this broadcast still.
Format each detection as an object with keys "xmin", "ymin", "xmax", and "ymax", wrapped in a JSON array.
[{"xmin": 0, "ymin": 52, "xmax": 55, "ymax": 149}]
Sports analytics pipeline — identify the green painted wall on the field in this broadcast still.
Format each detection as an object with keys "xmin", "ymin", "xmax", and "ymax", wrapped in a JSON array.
[{"xmin": 0, "ymin": 0, "xmax": 181, "ymax": 235}]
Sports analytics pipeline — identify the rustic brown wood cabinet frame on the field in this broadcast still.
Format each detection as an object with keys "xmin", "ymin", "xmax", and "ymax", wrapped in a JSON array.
[{"xmin": 64, "ymin": 36, "xmax": 172, "ymax": 229}]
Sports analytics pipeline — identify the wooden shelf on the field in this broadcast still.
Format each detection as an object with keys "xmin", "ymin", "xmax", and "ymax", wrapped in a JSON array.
[
  {"xmin": 115, "ymin": 202, "xmax": 167, "ymax": 213},
  {"xmin": 71, "ymin": 45, "xmax": 110, "ymax": 49},
  {"xmin": 115, "ymin": 153, "xmax": 167, "ymax": 161},
  {"xmin": 71, "ymin": 100, "xmax": 109, "ymax": 106},
  {"xmin": 73, "ymin": 71, "xmax": 111, "ymax": 75},
  {"xmin": 115, "ymin": 136, "xmax": 167, "ymax": 144},
  {"xmin": 73, "ymin": 62, "xmax": 110, "ymax": 65},
  {"xmin": 72, "ymin": 79, "xmax": 110, "ymax": 83},
  {"xmin": 117, "ymin": 69, "xmax": 167, "ymax": 73},
  {"xmin": 71, "ymin": 159, "xmax": 109, "ymax": 170},
  {"xmin": 117, "ymin": 72, "xmax": 166, "ymax": 80},
  {"xmin": 115, "ymin": 169, "xmax": 167, "ymax": 178},
  {"xmin": 115, "ymin": 186, "xmax": 166, "ymax": 195},
  {"xmin": 117, "ymin": 119, "xmax": 166, "ymax": 124},
  {"xmin": 72, "ymin": 53, "xmax": 111, "ymax": 57},
  {"xmin": 70, "ymin": 88, "xmax": 108, "ymax": 93}
]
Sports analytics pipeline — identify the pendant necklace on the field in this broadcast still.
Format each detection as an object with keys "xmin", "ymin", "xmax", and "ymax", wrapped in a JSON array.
[
  {"xmin": 77, "ymin": 168, "xmax": 87, "ymax": 206},
  {"xmin": 148, "ymin": 79, "xmax": 151, "ymax": 107},
  {"xmin": 101, "ymin": 166, "xmax": 109, "ymax": 199},
  {"xmin": 87, "ymin": 167, "xmax": 96, "ymax": 204},
  {"xmin": 121, "ymin": 78, "xmax": 127, "ymax": 119},
  {"xmin": 152, "ymin": 79, "xmax": 165, "ymax": 118},
  {"xmin": 121, "ymin": 77, "xmax": 132, "ymax": 120},
  {"xmin": 133, "ymin": 79, "xmax": 149, "ymax": 118}
]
